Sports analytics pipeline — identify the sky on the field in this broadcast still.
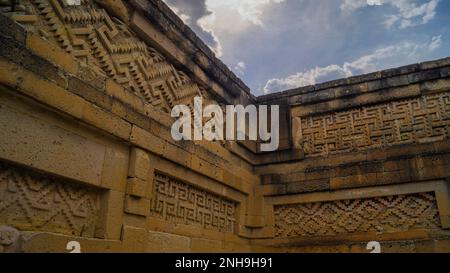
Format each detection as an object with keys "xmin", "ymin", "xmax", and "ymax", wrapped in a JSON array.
[{"xmin": 163, "ymin": 0, "xmax": 450, "ymax": 95}]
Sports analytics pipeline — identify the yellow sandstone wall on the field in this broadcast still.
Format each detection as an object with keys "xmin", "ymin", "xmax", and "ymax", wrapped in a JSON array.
[{"xmin": 0, "ymin": 0, "xmax": 449, "ymax": 253}]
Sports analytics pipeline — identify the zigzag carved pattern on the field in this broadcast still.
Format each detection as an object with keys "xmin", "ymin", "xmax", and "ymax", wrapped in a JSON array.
[
  {"xmin": 0, "ymin": 162, "xmax": 100, "ymax": 237},
  {"xmin": 274, "ymin": 192, "xmax": 441, "ymax": 238},
  {"xmin": 2, "ymin": 0, "xmax": 206, "ymax": 113}
]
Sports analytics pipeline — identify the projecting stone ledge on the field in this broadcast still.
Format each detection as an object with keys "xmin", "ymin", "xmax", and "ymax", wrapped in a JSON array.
[
  {"xmin": 128, "ymin": 0, "xmax": 252, "ymax": 99},
  {"xmin": 258, "ymin": 57, "xmax": 450, "ymax": 103}
]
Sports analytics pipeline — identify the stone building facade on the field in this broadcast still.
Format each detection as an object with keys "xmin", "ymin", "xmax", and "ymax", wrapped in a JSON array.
[{"xmin": 0, "ymin": 0, "xmax": 449, "ymax": 253}]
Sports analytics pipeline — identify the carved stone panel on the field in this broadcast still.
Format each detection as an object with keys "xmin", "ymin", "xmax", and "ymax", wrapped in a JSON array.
[
  {"xmin": 150, "ymin": 172, "xmax": 237, "ymax": 233},
  {"xmin": 274, "ymin": 192, "xmax": 441, "ymax": 238},
  {"xmin": 1, "ymin": 0, "xmax": 208, "ymax": 113},
  {"xmin": 296, "ymin": 92, "xmax": 450, "ymax": 157},
  {"xmin": 0, "ymin": 162, "xmax": 101, "ymax": 237}
]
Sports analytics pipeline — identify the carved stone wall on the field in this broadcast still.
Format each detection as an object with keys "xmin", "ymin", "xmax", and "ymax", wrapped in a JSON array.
[
  {"xmin": 0, "ymin": 0, "xmax": 449, "ymax": 253},
  {"xmin": 150, "ymin": 172, "xmax": 237, "ymax": 233},
  {"xmin": 296, "ymin": 92, "xmax": 450, "ymax": 157},
  {"xmin": 0, "ymin": 162, "xmax": 101, "ymax": 237},
  {"xmin": 0, "ymin": 0, "xmax": 208, "ymax": 113},
  {"xmin": 274, "ymin": 192, "xmax": 441, "ymax": 238}
]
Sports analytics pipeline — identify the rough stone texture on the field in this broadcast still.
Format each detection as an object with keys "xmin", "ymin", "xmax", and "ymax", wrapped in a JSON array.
[
  {"xmin": 274, "ymin": 192, "xmax": 440, "ymax": 238},
  {"xmin": 0, "ymin": 0, "xmax": 449, "ymax": 253},
  {"xmin": 0, "ymin": 226, "xmax": 22, "ymax": 253},
  {"xmin": 0, "ymin": 162, "xmax": 101, "ymax": 238},
  {"xmin": 94, "ymin": 0, "xmax": 129, "ymax": 23}
]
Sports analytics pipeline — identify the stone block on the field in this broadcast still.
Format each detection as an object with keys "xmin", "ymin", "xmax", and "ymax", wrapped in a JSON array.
[
  {"xmin": 163, "ymin": 141, "xmax": 192, "ymax": 168},
  {"xmin": 82, "ymin": 102, "xmax": 132, "ymax": 140},
  {"xmin": 259, "ymin": 184, "xmax": 287, "ymax": 196},
  {"xmin": 26, "ymin": 33, "xmax": 78, "ymax": 75},
  {"xmin": 0, "ymin": 61, "xmax": 84, "ymax": 119},
  {"xmin": 408, "ymin": 69, "xmax": 441, "ymax": 83},
  {"xmin": 106, "ymin": 79, "xmax": 144, "ymax": 112},
  {"xmin": 0, "ymin": 12, "xmax": 26, "ymax": 43},
  {"xmin": 124, "ymin": 196, "xmax": 151, "ymax": 217},
  {"xmin": 101, "ymin": 146, "xmax": 129, "ymax": 191},
  {"xmin": 245, "ymin": 215, "xmax": 265, "ymax": 228},
  {"xmin": 121, "ymin": 226, "xmax": 147, "ymax": 252},
  {"xmin": 111, "ymin": 100, "xmax": 151, "ymax": 131},
  {"xmin": 347, "ymin": 71, "xmax": 381, "ymax": 84},
  {"xmin": 441, "ymin": 67, "xmax": 450, "ymax": 78},
  {"xmin": 77, "ymin": 65, "xmax": 107, "ymax": 91},
  {"xmin": 385, "ymin": 75, "xmax": 410, "ymax": 87},
  {"xmin": 68, "ymin": 76, "xmax": 111, "ymax": 110},
  {"xmin": 95, "ymin": 190, "xmax": 124, "ymax": 240},
  {"xmin": 300, "ymin": 89, "xmax": 335, "ymax": 104},
  {"xmin": 0, "ymin": 35, "xmax": 67, "ymax": 87},
  {"xmin": 128, "ymin": 147, "xmax": 150, "ymax": 180},
  {"xmin": 420, "ymin": 79, "xmax": 450, "ymax": 93},
  {"xmin": 146, "ymin": 231, "xmax": 191, "ymax": 253},
  {"xmin": 420, "ymin": 57, "xmax": 450, "ymax": 69},
  {"xmin": 334, "ymin": 83, "xmax": 368, "ymax": 98},
  {"xmin": 126, "ymin": 177, "xmax": 148, "ymax": 198},
  {"xmin": 0, "ymin": 98, "xmax": 106, "ymax": 186},
  {"xmin": 0, "ymin": 226, "xmax": 22, "ymax": 253},
  {"xmin": 286, "ymin": 179, "xmax": 330, "ymax": 194},
  {"xmin": 433, "ymin": 239, "xmax": 450, "ymax": 253},
  {"xmin": 94, "ymin": 0, "xmax": 129, "ymax": 22},
  {"xmin": 191, "ymin": 238, "xmax": 223, "ymax": 253},
  {"xmin": 130, "ymin": 125, "xmax": 165, "ymax": 156}
]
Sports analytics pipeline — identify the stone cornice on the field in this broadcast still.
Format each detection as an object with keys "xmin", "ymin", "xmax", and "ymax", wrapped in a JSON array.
[{"xmin": 128, "ymin": 0, "xmax": 255, "ymax": 102}]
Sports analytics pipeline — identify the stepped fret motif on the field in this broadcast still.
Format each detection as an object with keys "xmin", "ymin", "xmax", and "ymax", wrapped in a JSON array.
[
  {"xmin": 150, "ymin": 173, "xmax": 237, "ymax": 233},
  {"xmin": 1, "ymin": 0, "xmax": 212, "ymax": 113},
  {"xmin": 296, "ymin": 92, "xmax": 450, "ymax": 157},
  {"xmin": 274, "ymin": 192, "xmax": 441, "ymax": 238}
]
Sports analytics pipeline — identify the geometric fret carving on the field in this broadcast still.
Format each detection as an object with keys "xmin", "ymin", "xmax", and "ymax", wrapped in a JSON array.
[
  {"xmin": 274, "ymin": 192, "xmax": 441, "ymax": 238},
  {"xmin": 0, "ymin": 162, "xmax": 100, "ymax": 237},
  {"xmin": 150, "ymin": 173, "xmax": 236, "ymax": 233},
  {"xmin": 3, "ymin": 0, "xmax": 208, "ymax": 113},
  {"xmin": 296, "ymin": 92, "xmax": 450, "ymax": 157}
]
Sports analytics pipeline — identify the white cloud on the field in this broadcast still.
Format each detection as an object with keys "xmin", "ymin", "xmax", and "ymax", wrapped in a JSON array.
[
  {"xmin": 165, "ymin": 5, "xmax": 191, "ymax": 24},
  {"xmin": 341, "ymin": 0, "xmax": 440, "ymax": 29},
  {"xmin": 233, "ymin": 61, "xmax": 246, "ymax": 75},
  {"xmin": 196, "ymin": 0, "xmax": 286, "ymax": 57},
  {"xmin": 263, "ymin": 36, "xmax": 443, "ymax": 93},
  {"xmin": 341, "ymin": 0, "xmax": 382, "ymax": 11},
  {"xmin": 165, "ymin": 0, "xmax": 285, "ymax": 57},
  {"xmin": 197, "ymin": 13, "xmax": 223, "ymax": 57},
  {"xmin": 204, "ymin": 0, "xmax": 286, "ymax": 26},
  {"xmin": 428, "ymin": 35, "xmax": 442, "ymax": 51}
]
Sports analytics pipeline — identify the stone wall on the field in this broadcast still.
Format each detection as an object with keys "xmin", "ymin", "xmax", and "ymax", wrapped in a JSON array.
[
  {"xmin": 0, "ymin": 0, "xmax": 449, "ymax": 253},
  {"xmin": 257, "ymin": 56, "xmax": 450, "ymax": 252}
]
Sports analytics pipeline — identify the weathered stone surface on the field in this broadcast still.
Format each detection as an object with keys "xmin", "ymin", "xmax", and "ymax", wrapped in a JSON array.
[
  {"xmin": 0, "ymin": 226, "xmax": 22, "ymax": 253},
  {"xmin": 0, "ymin": 0, "xmax": 449, "ymax": 254},
  {"xmin": 441, "ymin": 67, "xmax": 450, "ymax": 78},
  {"xmin": 0, "ymin": 12, "xmax": 26, "ymax": 43},
  {"xmin": 26, "ymin": 33, "xmax": 78, "ymax": 75},
  {"xmin": 285, "ymin": 180, "xmax": 330, "ymax": 194},
  {"xmin": 146, "ymin": 231, "xmax": 191, "ymax": 253},
  {"xmin": 126, "ymin": 177, "xmax": 147, "ymax": 198},
  {"xmin": 68, "ymin": 76, "xmax": 111, "ymax": 110},
  {"xmin": 124, "ymin": 196, "xmax": 151, "ymax": 217},
  {"xmin": 0, "ymin": 95, "xmax": 106, "ymax": 186},
  {"xmin": 0, "ymin": 34, "xmax": 68, "ymax": 87},
  {"xmin": 0, "ymin": 161, "xmax": 101, "ymax": 238},
  {"xmin": 128, "ymin": 147, "xmax": 150, "ymax": 180},
  {"xmin": 94, "ymin": 0, "xmax": 129, "ymax": 22}
]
